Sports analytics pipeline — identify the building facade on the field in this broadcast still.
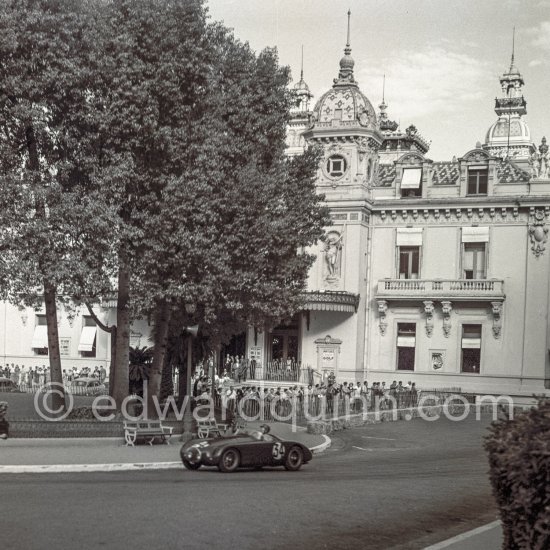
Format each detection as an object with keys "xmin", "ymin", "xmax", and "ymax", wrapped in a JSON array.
[
  {"xmin": 3, "ymin": 30, "xmax": 550, "ymax": 396},
  {"xmin": 250, "ymin": 32, "xmax": 550, "ymax": 395}
]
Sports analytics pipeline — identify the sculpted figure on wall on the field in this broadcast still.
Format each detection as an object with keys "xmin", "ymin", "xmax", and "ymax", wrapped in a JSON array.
[
  {"xmin": 324, "ymin": 231, "xmax": 343, "ymax": 279},
  {"xmin": 529, "ymin": 137, "xmax": 549, "ymax": 179}
]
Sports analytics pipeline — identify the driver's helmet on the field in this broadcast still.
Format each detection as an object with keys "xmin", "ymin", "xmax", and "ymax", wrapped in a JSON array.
[{"xmin": 260, "ymin": 424, "xmax": 270, "ymax": 434}]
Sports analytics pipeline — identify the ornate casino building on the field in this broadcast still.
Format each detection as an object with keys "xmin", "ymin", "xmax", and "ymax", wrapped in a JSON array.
[{"xmin": 245, "ymin": 20, "xmax": 550, "ymax": 396}]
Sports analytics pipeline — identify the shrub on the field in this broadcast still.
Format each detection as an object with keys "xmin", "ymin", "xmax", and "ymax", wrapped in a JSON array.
[{"xmin": 484, "ymin": 398, "xmax": 550, "ymax": 549}]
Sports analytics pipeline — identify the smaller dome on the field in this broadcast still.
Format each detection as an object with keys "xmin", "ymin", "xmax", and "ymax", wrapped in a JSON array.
[{"xmin": 485, "ymin": 116, "xmax": 531, "ymax": 143}]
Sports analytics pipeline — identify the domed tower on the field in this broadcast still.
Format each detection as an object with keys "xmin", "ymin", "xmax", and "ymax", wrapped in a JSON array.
[
  {"xmin": 302, "ymin": 10, "xmax": 383, "ymax": 190},
  {"xmin": 286, "ymin": 47, "xmax": 314, "ymax": 156},
  {"xmin": 483, "ymin": 35, "xmax": 535, "ymax": 163},
  {"xmin": 292, "ymin": 46, "xmax": 313, "ymax": 114}
]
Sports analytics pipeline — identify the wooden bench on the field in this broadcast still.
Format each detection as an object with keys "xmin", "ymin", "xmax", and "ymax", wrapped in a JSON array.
[
  {"xmin": 196, "ymin": 418, "xmax": 229, "ymax": 439},
  {"xmin": 123, "ymin": 420, "xmax": 174, "ymax": 447}
]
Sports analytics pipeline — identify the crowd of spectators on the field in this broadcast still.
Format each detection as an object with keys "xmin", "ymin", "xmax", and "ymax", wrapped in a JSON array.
[
  {"xmin": 0, "ymin": 363, "xmax": 107, "ymax": 390},
  {"xmin": 189, "ymin": 371, "xmax": 420, "ymax": 418}
]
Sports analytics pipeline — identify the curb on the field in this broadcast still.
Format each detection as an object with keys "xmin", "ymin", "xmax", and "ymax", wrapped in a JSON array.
[
  {"xmin": 309, "ymin": 434, "xmax": 331, "ymax": 454},
  {"xmin": 0, "ymin": 436, "xmax": 331, "ymax": 473},
  {"xmin": 0, "ymin": 461, "xmax": 182, "ymax": 474},
  {"xmin": 422, "ymin": 520, "xmax": 501, "ymax": 549}
]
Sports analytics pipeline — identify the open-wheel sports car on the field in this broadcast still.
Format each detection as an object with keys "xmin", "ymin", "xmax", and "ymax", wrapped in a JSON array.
[{"xmin": 180, "ymin": 430, "xmax": 313, "ymax": 473}]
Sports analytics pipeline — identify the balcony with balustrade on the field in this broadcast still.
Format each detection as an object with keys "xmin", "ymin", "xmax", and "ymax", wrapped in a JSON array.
[{"xmin": 376, "ymin": 278, "xmax": 505, "ymax": 302}]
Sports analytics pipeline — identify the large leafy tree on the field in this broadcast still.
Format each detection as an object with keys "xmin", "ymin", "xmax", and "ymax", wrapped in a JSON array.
[
  {"xmin": 141, "ymin": 33, "xmax": 329, "ymax": 399},
  {"xmin": 0, "ymin": 0, "xmax": 116, "ymax": 411}
]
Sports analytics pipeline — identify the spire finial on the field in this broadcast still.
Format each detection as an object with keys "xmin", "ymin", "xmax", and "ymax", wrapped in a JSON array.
[
  {"xmin": 346, "ymin": 9, "xmax": 351, "ymax": 47},
  {"xmin": 300, "ymin": 44, "xmax": 304, "ymax": 81},
  {"xmin": 510, "ymin": 26, "xmax": 516, "ymax": 71},
  {"xmin": 382, "ymin": 74, "xmax": 386, "ymax": 103}
]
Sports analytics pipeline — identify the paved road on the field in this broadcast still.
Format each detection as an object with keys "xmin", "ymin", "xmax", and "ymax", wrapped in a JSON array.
[{"xmin": 1, "ymin": 415, "xmax": 499, "ymax": 550}]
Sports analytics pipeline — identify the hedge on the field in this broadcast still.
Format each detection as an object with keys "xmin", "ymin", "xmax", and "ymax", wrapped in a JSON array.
[{"xmin": 484, "ymin": 398, "xmax": 550, "ymax": 549}]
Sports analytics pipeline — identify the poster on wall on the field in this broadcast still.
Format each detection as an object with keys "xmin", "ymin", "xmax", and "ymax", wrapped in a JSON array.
[{"xmin": 249, "ymin": 346, "xmax": 262, "ymax": 362}]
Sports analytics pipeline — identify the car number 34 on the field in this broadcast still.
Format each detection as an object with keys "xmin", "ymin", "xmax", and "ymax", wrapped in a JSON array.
[{"xmin": 272, "ymin": 442, "xmax": 285, "ymax": 460}]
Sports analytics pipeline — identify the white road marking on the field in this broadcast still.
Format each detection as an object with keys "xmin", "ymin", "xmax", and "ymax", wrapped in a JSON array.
[
  {"xmin": 361, "ymin": 436, "xmax": 396, "ymax": 441},
  {"xmin": 352, "ymin": 446, "xmax": 405, "ymax": 452},
  {"xmin": 422, "ymin": 520, "xmax": 501, "ymax": 549}
]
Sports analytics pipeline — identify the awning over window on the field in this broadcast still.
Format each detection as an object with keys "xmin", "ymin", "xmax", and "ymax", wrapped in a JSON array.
[
  {"xmin": 78, "ymin": 326, "xmax": 97, "ymax": 352},
  {"xmin": 31, "ymin": 325, "xmax": 48, "ymax": 349},
  {"xmin": 396, "ymin": 227, "xmax": 423, "ymax": 247},
  {"xmin": 400, "ymin": 168, "xmax": 422, "ymax": 189},
  {"xmin": 397, "ymin": 336, "xmax": 416, "ymax": 347},
  {"xmin": 462, "ymin": 338, "xmax": 481, "ymax": 349},
  {"xmin": 462, "ymin": 227, "xmax": 489, "ymax": 243}
]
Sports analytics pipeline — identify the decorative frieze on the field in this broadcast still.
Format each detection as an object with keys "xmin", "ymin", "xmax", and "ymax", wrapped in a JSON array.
[{"xmin": 372, "ymin": 205, "xmax": 540, "ymax": 225}]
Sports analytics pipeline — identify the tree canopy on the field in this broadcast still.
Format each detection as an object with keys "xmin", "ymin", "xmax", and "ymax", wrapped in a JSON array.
[{"xmin": 0, "ymin": 0, "xmax": 329, "ymax": 409}]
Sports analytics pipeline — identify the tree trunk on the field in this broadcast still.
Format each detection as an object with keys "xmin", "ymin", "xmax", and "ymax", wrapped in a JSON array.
[
  {"xmin": 147, "ymin": 300, "xmax": 172, "ymax": 416},
  {"xmin": 26, "ymin": 121, "xmax": 66, "ymax": 413},
  {"xmin": 109, "ymin": 326, "xmax": 117, "ymax": 396},
  {"xmin": 84, "ymin": 302, "xmax": 117, "ymax": 397},
  {"xmin": 113, "ymin": 264, "xmax": 130, "ymax": 409},
  {"xmin": 159, "ymin": 354, "xmax": 174, "ymax": 402},
  {"xmin": 44, "ymin": 281, "xmax": 65, "ymax": 413}
]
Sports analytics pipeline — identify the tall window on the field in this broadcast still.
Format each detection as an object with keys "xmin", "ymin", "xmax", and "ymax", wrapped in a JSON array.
[
  {"xmin": 398, "ymin": 246, "xmax": 420, "ymax": 279},
  {"xmin": 32, "ymin": 315, "xmax": 48, "ymax": 356},
  {"xmin": 467, "ymin": 168, "xmax": 488, "ymax": 195},
  {"xmin": 396, "ymin": 323, "xmax": 416, "ymax": 371},
  {"xmin": 463, "ymin": 243, "xmax": 486, "ymax": 279},
  {"xmin": 79, "ymin": 316, "xmax": 97, "ymax": 358},
  {"xmin": 461, "ymin": 324, "xmax": 481, "ymax": 373}
]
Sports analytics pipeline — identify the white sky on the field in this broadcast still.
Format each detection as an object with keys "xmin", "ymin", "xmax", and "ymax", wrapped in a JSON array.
[{"xmin": 207, "ymin": 0, "xmax": 550, "ymax": 160}]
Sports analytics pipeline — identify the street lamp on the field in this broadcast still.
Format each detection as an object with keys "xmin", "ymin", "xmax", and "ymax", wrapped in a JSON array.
[{"xmin": 181, "ymin": 302, "xmax": 198, "ymax": 442}]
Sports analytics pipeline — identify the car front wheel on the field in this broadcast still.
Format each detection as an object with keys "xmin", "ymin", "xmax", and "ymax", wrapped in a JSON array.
[
  {"xmin": 284, "ymin": 446, "xmax": 304, "ymax": 471},
  {"xmin": 218, "ymin": 448, "xmax": 240, "ymax": 473},
  {"xmin": 182, "ymin": 458, "xmax": 201, "ymax": 470}
]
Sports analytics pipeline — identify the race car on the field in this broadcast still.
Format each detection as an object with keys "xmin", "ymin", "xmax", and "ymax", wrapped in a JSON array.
[{"xmin": 180, "ymin": 429, "xmax": 313, "ymax": 472}]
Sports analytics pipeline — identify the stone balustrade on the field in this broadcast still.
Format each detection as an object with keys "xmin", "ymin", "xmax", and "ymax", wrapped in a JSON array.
[{"xmin": 376, "ymin": 278, "xmax": 505, "ymax": 301}]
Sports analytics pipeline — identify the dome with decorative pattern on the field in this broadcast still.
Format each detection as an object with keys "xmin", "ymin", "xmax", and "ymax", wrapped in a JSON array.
[
  {"xmin": 312, "ymin": 85, "xmax": 377, "ymax": 128},
  {"xmin": 309, "ymin": 11, "xmax": 377, "ymax": 130}
]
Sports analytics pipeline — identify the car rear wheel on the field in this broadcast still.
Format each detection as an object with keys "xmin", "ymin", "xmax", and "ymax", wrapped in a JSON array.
[
  {"xmin": 284, "ymin": 446, "xmax": 304, "ymax": 471},
  {"xmin": 218, "ymin": 448, "xmax": 240, "ymax": 473},
  {"xmin": 182, "ymin": 458, "xmax": 201, "ymax": 470}
]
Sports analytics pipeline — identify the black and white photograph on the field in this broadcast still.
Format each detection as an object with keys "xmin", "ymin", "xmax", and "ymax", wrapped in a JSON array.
[{"xmin": 1, "ymin": 1, "xmax": 549, "ymax": 549}]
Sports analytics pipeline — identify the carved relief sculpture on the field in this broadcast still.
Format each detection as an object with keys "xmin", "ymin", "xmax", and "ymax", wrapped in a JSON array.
[
  {"xmin": 441, "ymin": 301, "xmax": 452, "ymax": 338},
  {"xmin": 528, "ymin": 209, "xmax": 549, "ymax": 257},
  {"xmin": 491, "ymin": 301, "xmax": 503, "ymax": 339},
  {"xmin": 377, "ymin": 300, "xmax": 388, "ymax": 336},
  {"xmin": 431, "ymin": 352, "xmax": 444, "ymax": 370},
  {"xmin": 423, "ymin": 300, "xmax": 434, "ymax": 337}
]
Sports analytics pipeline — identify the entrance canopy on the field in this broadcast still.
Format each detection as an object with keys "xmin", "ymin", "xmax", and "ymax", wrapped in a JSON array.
[{"xmin": 302, "ymin": 291, "xmax": 359, "ymax": 313}]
